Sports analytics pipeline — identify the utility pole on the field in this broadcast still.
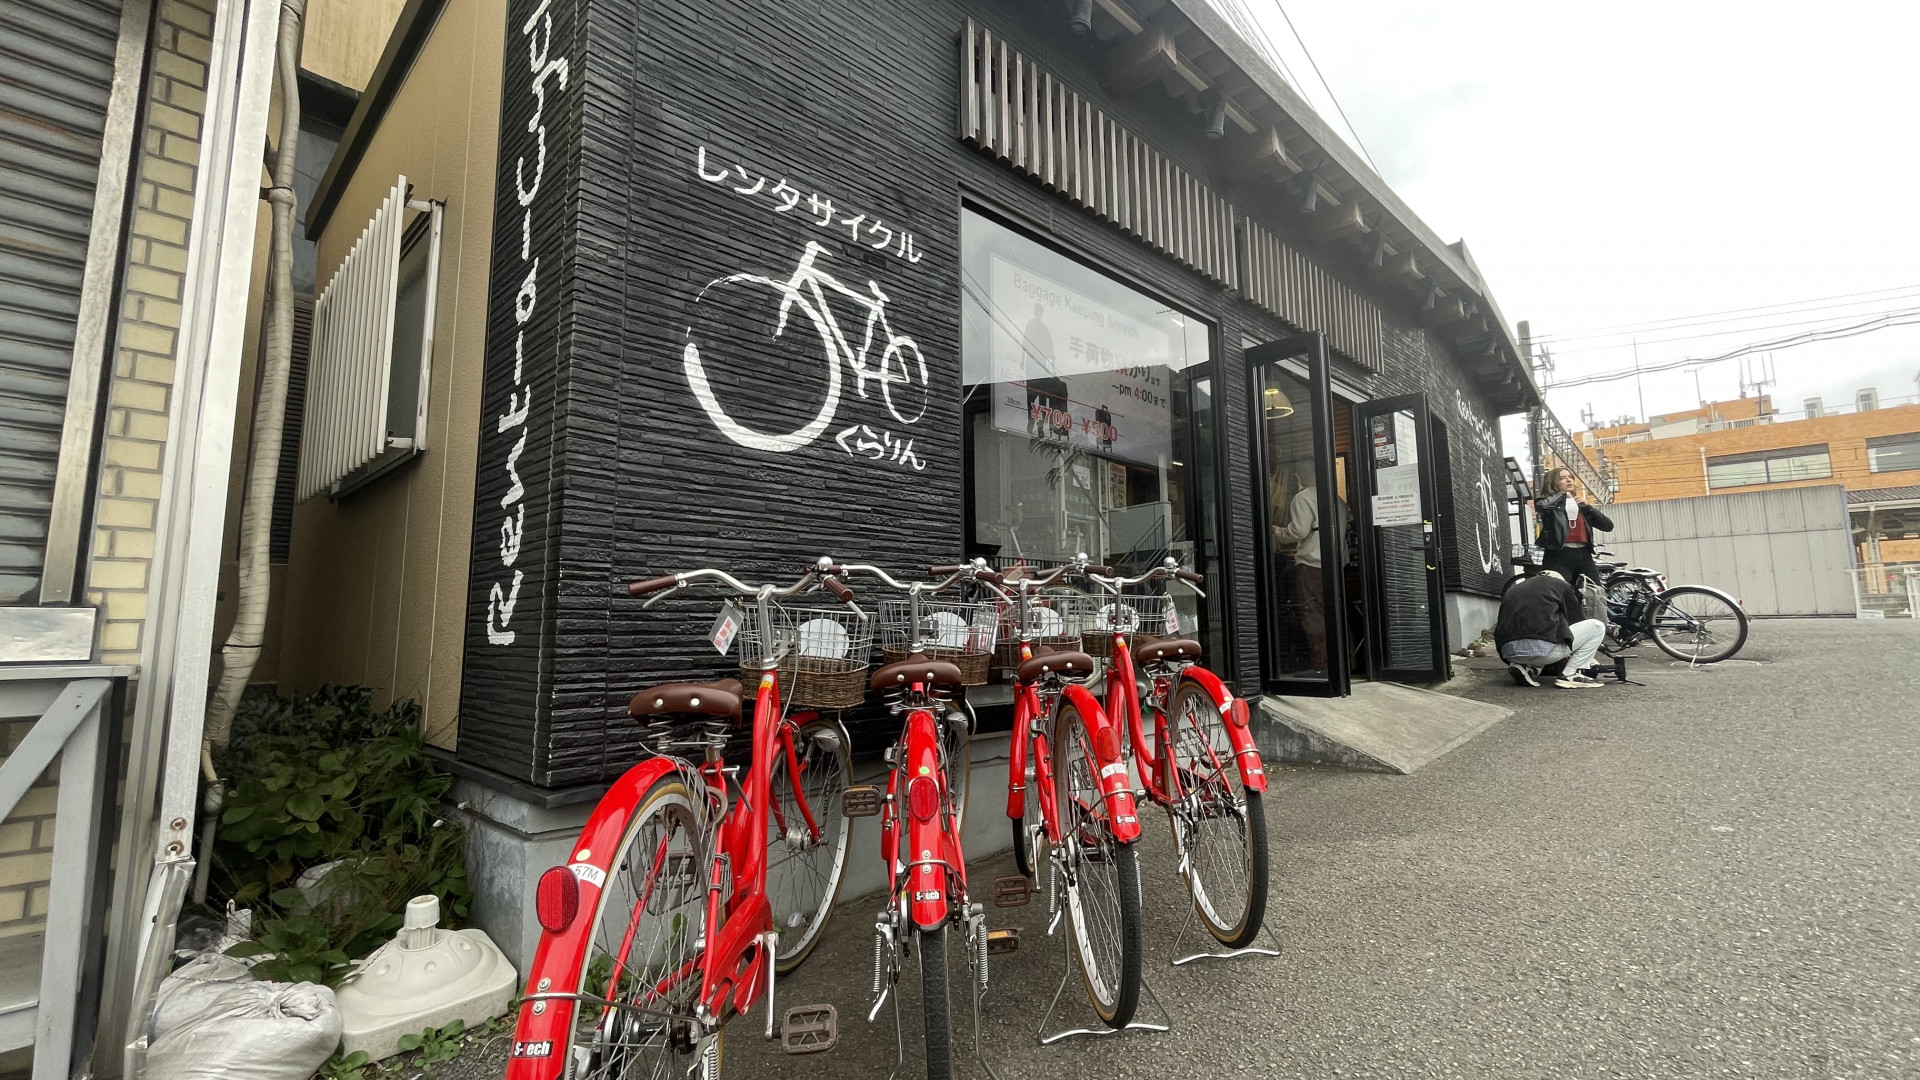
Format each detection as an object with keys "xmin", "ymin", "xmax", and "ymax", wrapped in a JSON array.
[{"xmin": 1520, "ymin": 320, "xmax": 1543, "ymax": 484}]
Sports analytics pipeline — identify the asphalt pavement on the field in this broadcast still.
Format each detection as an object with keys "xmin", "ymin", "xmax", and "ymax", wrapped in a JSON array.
[{"xmin": 721, "ymin": 617, "xmax": 1919, "ymax": 1080}]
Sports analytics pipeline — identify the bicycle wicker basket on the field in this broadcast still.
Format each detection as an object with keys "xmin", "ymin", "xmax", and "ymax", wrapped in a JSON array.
[
  {"xmin": 993, "ymin": 589, "xmax": 1092, "ymax": 670},
  {"xmin": 1080, "ymin": 592, "xmax": 1182, "ymax": 658},
  {"xmin": 737, "ymin": 598, "xmax": 874, "ymax": 709},
  {"xmin": 878, "ymin": 598, "xmax": 998, "ymax": 686}
]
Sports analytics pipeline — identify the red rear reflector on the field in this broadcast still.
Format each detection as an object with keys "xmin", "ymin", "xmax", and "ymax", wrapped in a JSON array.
[
  {"xmin": 1093, "ymin": 725, "xmax": 1121, "ymax": 763},
  {"xmin": 1228, "ymin": 698, "xmax": 1251, "ymax": 728},
  {"xmin": 536, "ymin": 866, "xmax": 580, "ymax": 934},
  {"xmin": 907, "ymin": 775, "xmax": 940, "ymax": 821}
]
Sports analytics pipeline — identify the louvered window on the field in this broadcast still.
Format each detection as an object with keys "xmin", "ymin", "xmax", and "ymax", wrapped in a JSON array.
[{"xmin": 296, "ymin": 177, "xmax": 443, "ymax": 500}]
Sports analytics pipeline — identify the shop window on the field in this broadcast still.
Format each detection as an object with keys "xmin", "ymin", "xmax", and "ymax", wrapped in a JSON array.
[
  {"xmin": 960, "ymin": 208, "xmax": 1224, "ymax": 663},
  {"xmin": 1705, "ymin": 444, "xmax": 1830, "ymax": 489},
  {"xmin": 1867, "ymin": 432, "xmax": 1920, "ymax": 474}
]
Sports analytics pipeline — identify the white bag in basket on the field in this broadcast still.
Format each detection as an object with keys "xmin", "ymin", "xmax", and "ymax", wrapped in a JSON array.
[{"xmin": 147, "ymin": 959, "xmax": 342, "ymax": 1080}]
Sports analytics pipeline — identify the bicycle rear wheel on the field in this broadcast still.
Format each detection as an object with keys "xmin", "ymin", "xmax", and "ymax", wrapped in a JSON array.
[
  {"xmin": 552, "ymin": 775, "xmax": 714, "ymax": 1080},
  {"xmin": 1649, "ymin": 586, "xmax": 1749, "ymax": 664},
  {"xmin": 918, "ymin": 924, "xmax": 953, "ymax": 1080},
  {"xmin": 1164, "ymin": 681, "xmax": 1269, "ymax": 948},
  {"xmin": 1051, "ymin": 694, "xmax": 1142, "ymax": 1028},
  {"xmin": 767, "ymin": 717, "xmax": 853, "ymax": 973}
]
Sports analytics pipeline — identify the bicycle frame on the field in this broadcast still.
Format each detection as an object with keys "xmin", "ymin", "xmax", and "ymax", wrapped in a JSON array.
[
  {"xmin": 999, "ymin": 574, "xmax": 1140, "ymax": 849},
  {"xmin": 771, "ymin": 241, "xmax": 923, "ymax": 417},
  {"xmin": 1102, "ymin": 639, "xmax": 1265, "ymax": 803}
]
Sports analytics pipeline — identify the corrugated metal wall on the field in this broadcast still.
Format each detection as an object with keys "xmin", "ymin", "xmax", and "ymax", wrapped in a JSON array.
[
  {"xmin": 0, "ymin": 0, "xmax": 126, "ymax": 602},
  {"xmin": 1601, "ymin": 485, "xmax": 1857, "ymax": 616}
]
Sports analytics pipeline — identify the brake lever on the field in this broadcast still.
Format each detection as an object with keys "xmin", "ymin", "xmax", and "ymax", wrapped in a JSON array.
[{"xmin": 640, "ymin": 585, "xmax": 683, "ymax": 610}]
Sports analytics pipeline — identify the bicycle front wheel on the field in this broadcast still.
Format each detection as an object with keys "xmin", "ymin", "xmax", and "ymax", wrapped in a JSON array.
[
  {"xmin": 1649, "ymin": 586, "xmax": 1749, "ymax": 664},
  {"xmin": 1051, "ymin": 694, "xmax": 1142, "ymax": 1028},
  {"xmin": 767, "ymin": 717, "xmax": 853, "ymax": 973},
  {"xmin": 553, "ymin": 775, "xmax": 713, "ymax": 1080},
  {"xmin": 1164, "ymin": 681, "xmax": 1269, "ymax": 948}
]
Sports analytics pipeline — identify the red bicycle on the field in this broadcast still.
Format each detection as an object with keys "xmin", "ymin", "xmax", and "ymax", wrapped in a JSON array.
[
  {"xmin": 1087, "ymin": 558, "xmax": 1270, "ymax": 952},
  {"xmin": 836, "ymin": 559, "xmax": 1007, "ymax": 1080},
  {"xmin": 505, "ymin": 561, "xmax": 862, "ymax": 1080},
  {"xmin": 1000, "ymin": 559, "xmax": 1146, "ymax": 1030}
]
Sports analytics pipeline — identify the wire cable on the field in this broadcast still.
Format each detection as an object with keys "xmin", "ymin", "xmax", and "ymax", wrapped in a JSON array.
[
  {"xmin": 1533, "ymin": 283, "xmax": 1920, "ymax": 342},
  {"xmin": 1268, "ymin": 1, "xmax": 1381, "ymax": 176},
  {"xmin": 1543, "ymin": 309, "xmax": 1920, "ymax": 390}
]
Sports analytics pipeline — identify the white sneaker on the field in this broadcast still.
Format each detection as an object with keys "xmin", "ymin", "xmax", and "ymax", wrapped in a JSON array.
[
  {"xmin": 1507, "ymin": 663, "xmax": 1540, "ymax": 688},
  {"xmin": 1554, "ymin": 673, "xmax": 1604, "ymax": 689}
]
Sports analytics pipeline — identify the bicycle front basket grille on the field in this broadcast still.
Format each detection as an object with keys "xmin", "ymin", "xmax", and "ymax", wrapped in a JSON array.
[
  {"xmin": 1080, "ymin": 592, "xmax": 1182, "ymax": 658},
  {"xmin": 993, "ymin": 589, "xmax": 1092, "ymax": 669},
  {"xmin": 878, "ymin": 598, "xmax": 997, "ymax": 686},
  {"xmin": 737, "ymin": 599, "xmax": 874, "ymax": 709}
]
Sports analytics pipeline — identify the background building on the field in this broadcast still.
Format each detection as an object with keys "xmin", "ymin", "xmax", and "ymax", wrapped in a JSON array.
[{"xmin": 1586, "ymin": 386, "xmax": 1920, "ymax": 569}]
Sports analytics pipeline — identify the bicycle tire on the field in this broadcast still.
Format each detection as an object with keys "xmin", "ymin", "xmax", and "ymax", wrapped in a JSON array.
[
  {"xmin": 1009, "ymin": 749, "xmax": 1045, "ymax": 880},
  {"xmin": 1649, "ymin": 586, "xmax": 1749, "ymax": 664},
  {"xmin": 767, "ymin": 717, "xmax": 854, "ymax": 974},
  {"xmin": 945, "ymin": 697, "xmax": 974, "ymax": 841},
  {"xmin": 683, "ymin": 275, "xmax": 838, "ymax": 454},
  {"xmin": 1052, "ymin": 694, "xmax": 1143, "ymax": 1028},
  {"xmin": 918, "ymin": 924, "xmax": 953, "ymax": 1080},
  {"xmin": 879, "ymin": 336, "xmax": 931, "ymax": 426},
  {"xmin": 1164, "ymin": 681, "xmax": 1269, "ymax": 948},
  {"xmin": 535, "ymin": 774, "xmax": 713, "ymax": 1080}
]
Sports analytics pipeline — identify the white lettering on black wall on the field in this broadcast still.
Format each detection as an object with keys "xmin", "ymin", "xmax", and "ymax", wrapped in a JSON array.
[{"xmin": 484, "ymin": 2, "xmax": 567, "ymax": 647}]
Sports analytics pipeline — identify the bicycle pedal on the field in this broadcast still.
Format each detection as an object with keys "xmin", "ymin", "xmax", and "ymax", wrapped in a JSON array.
[
  {"xmin": 842, "ymin": 786, "xmax": 882, "ymax": 818},
  {"xmin": 986, "ymin": 927, "xmax": 1021, "ymax": 955},
  {"xmin": 992, "ymin": 875, "xmax": 1032, "ymax": 908},
  {"xmin": 779, "ymin": 1004, "xmax": 838, "ymax": 1054}
]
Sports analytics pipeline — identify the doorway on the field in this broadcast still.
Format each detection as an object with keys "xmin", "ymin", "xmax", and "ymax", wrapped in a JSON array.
[{"xmin": 1247, "ymin": 335, "xmax": 1452, "ymax": 694}]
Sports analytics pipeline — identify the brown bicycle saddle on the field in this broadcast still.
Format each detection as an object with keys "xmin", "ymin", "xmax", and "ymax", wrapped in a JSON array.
[
  {"xmin": 1015, "ymin": 648, "xmax": 1097, "ymax": 683},
  {"xmin": 627, "ymin": 679, "xmax": 745, "ymax": 721},
  {"xmin": 869, "ymin": 654, "xmax": 966, "ymax": 692},
  {"xmin": 1133, "ymin": 638, "xmax": 1202, "ymax": 665}
]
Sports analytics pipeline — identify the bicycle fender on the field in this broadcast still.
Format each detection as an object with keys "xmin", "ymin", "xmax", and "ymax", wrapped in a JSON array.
[
  {"xmin": 1005, "ymin": 693, "xmax": 1031, "ymax": 821},
  {"xmin": 1059, "ymin": 683, "xmax": 1143, "ymax": 843},
  {"xmin": 1671, "ymin": 583, "xmax": 1744, "ymax": 610},
  {"xmin": 902, "ymin": 708, "xmax": 953, "ymax": 931},
  {"xmin": 505, "ymin": 755, "xmax": 685, "ymax": 1080},
  {"xmin": 1179, "ymin": 667, "xmax": 1267, "ymax": 793}
]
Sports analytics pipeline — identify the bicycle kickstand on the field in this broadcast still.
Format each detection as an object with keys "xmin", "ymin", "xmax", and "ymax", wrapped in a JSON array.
[
  {"xmin": 1034, "ymin": 919, "xmax": 1171, "ymax": 1046},
  {"xmin": 967, "ymin": 905, "xmax": 1005, "ymax": 1080},
  {"xmin": 1168, "ymin": 901, "xmax": 1283, "ymax": 967}
]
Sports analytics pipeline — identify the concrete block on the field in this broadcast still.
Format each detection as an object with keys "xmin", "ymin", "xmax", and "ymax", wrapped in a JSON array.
[{"xmin": 1255, "ymin": 682, "xmax": 1511, "ymax": 775}]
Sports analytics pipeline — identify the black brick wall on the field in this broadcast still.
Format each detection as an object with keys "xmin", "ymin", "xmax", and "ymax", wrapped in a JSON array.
[{"xmin": 456, "ymin": 0, "xmax": 1517, "ymax": 786}]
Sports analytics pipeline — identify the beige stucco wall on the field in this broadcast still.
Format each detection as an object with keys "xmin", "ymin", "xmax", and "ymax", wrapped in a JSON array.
[
  {"xmin": 276, "ymin": 0, "xmax": 502, "ymax": 747},
  {"xmin": 301, "ymin": 0, "xmax": 410, "ymax": 91}
]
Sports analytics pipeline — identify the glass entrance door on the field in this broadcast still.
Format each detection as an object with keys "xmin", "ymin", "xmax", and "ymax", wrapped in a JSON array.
[
  {"xmin": 1247, "ymin": 334, "xmax": 1349, "ymax": 696},
  {"xmin": 1352, "ymin": 394, "xmax": 1450, "ymax": 681}
]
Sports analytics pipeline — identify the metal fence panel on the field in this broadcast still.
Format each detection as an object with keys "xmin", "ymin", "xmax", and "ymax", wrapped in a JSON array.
[{"xmin": 1602, "ymin": 485, "xmax": 1853, "ymax": 616}]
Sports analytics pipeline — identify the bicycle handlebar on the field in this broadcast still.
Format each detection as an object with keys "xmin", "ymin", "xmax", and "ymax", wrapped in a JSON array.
[{"xmin": 623, "ymin": 558, "xmax": 851, "ymax": 610}]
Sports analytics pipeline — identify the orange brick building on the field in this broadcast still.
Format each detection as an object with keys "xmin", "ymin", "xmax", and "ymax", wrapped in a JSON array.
[{"xmin": 1583, "ymin": 387, "xmax": 1920, "ymax": 566}]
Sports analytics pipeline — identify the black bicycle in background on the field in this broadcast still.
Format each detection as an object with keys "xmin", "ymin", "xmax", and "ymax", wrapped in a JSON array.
[{"xmin": 1592, "ymin": 548, "xmax": 1750, "ymax": 664}]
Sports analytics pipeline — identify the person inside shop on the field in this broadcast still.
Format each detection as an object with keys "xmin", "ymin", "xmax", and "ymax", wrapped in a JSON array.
[
  {"xmin": 1275, "ymin": 461, "xmax": 1349, "ymax": 676},
  {"xmin": 1535, "ymin": 466, "xmax": 1614, "ymax": 587},
  {"xmin": 1496, "ymin": 568, "xmax": 1607, "ymax": 689}
]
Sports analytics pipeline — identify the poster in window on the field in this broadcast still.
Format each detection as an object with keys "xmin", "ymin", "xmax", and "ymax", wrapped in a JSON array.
[{"xmin": 986, "ymin": 255, "xmax": 1175, "ymax": 468}]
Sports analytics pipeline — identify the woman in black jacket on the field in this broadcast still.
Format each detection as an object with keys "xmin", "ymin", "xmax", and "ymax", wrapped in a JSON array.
[{"xmin": 1535, "ymin": 466, "xmax": 1613, "ymax": 587}]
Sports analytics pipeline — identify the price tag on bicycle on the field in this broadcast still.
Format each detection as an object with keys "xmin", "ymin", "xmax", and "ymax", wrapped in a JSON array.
[{"xmin": 710, "ymin": 600, "xmax": 742, "ymax": 655}]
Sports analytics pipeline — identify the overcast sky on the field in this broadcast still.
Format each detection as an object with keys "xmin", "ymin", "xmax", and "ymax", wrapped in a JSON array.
[{"xmin": 1240, "ymin": 1, "xmax": 1920, "ymax": 448}]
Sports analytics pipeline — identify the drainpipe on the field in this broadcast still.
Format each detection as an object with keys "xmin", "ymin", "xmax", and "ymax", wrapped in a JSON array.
[
  {"xmin": 192, "ymin": 0, "xmax": 305, "ymax": 907},
  {"xmin": 1700, "ymin": 447, "xmax": 1710, "ymax": 495}
]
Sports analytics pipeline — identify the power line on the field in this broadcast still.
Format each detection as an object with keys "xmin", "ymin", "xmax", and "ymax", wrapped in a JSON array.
[
  {"xmin": 1267, "ymin": 1, "xmax": 1381, "ymax": 176},
  {"xmin": 1542, "ymin": 304, "xmax": 1920, "ymax": 356},
  {"xmin": 1534, "ymin": 282, "xmax": 1920, "ymax": 342},
  {"xmin": 1537, "ymin": 289, "xmax": 1920, "ymax": 348},
  {"xmin": 1542, "ymin": 309, "xmax": 1920, "ymax": 391}
]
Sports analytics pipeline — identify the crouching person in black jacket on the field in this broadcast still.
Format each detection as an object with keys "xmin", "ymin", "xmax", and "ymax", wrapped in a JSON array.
[{"xmin": 1496, "ymin": 569, "xmax": 1606, "ymax": 689}]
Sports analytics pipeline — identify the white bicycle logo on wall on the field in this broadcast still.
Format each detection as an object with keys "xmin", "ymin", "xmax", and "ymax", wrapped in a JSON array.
[{"xmin": 682, "ymin": 240, "xmax": 930, "ymax": 453}]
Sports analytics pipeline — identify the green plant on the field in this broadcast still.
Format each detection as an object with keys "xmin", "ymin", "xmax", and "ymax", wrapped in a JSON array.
[
  {"xmin": 318, "ymin": 1050, "xmax": 372, "ymax": 1080},
  {"xmin": 397, "ymin": 1019, "xmax": 465, "ymax": 1072},
  {"xmin": 211, "ymin": 686, "xmax": 471, "ymax": 985}
]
